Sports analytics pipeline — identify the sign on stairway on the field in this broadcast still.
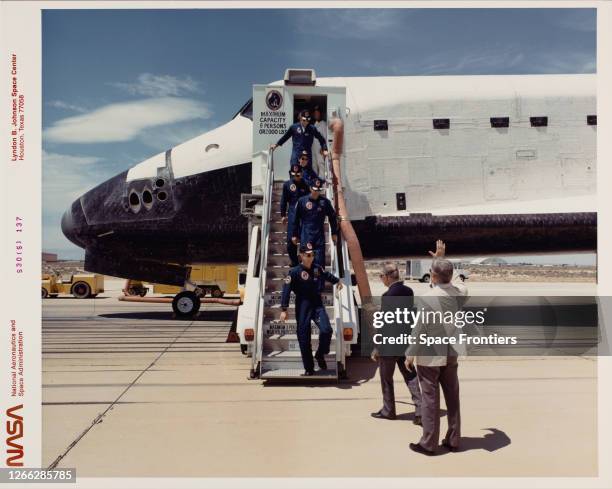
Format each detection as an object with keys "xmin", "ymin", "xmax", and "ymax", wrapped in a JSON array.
[{"xmin": 266, "ymin": 320, "xmax": 321, "ymax": 336}]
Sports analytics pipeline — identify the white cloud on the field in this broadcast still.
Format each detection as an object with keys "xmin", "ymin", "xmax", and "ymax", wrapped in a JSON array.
[
  {"xmin": 47, "ymin": 100, "xmax": 87, "ymax": 113},
  {"xmin": 528, "ymin": 51, "xmax": 596, "ymax": 74},
  {"xmin": 42, "ymin": 150, "xmax": 103, "ymax": 211},
  {"xmin": 411, "ymin": 46, "xmax": 594, "ymax": 76},
  {"xmin": 416, "ymin": 48, "xmax": 526, "ymax": 75},
  {"xmin": 44, "ymin": 97, "xmax": 212, "ymax": 144},
  {"xmin": 42, "ymin": 150, "xmax": 112, "ymax": 253},
  {"xmin": 297, "ymin": 9, "xmax": 404, "ymax": 39},
  {"xmin": 109, "ymin": 73, "xmax": 201, "ymax": 97},
  {"xmin": 43, "ymin": 150, "xmax": 102, "ymax": 166},
  {"xmin": 138, "ymin": 122, "xmax": 213, "ymax": 150}
]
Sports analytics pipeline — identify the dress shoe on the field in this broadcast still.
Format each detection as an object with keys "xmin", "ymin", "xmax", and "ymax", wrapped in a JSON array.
[
  {"xmin": 314, "ymin": 352, "xmax": 327, "ymax": 370},
  {"xmin": 413, "ymin": 415, "xmax": 422, "ymax": 426},
  {"xmin": 370, "ymin": 410, "xmax": 396, "ymax": 420},
  {"xmin": 409, "ymin": 442, "xmax": 436, "ymax": 456},
  {"xmin": 442, "ymin": 440, "xmax": 459, "ymax": 452},
  {"xmin": 302, "ymin": 370, "xmax": 314, "ymax": 377}
]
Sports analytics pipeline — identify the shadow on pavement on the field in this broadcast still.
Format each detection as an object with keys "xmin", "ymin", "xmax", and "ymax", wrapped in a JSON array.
[
  {"xmin": 449, "ymin": 428, "xmax": 511, "ymax": 453},
  {"xmin": 43, "ymin": 296, "xmax": 109, "ymax": 300},
  {"xmin": 395, "ymin": 408, "xmax": 447, "ymax": 422},
  {"xmin": 99, "ymin": 310, "xmax": 236, "ymax": 322}
]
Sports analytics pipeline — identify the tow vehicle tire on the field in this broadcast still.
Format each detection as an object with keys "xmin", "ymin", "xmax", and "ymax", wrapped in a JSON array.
[
  {"xmin": 172, "ymin": 291, "xmax": 201, "ymax": 318},
  {"xmin": 139, "ymin": 288, "xmax": 148, "ymax": 297},
  {"xmin": 71, "ymin": 281, "xmax": 91, "ymax": 299},
  {"xmin": 421, "ymin": 274, "xmax": 431, "ymax": 283},
  {"xmin": 42, "ymin": 288, "xmax": 49, "ymax": 299},
  {"xmin": 460, "ymin": 274, "xmax": 466, "ymax": 282},
  {"xmin": 211, "ymin": 287, "xmax": 224, "ymax": 298}
]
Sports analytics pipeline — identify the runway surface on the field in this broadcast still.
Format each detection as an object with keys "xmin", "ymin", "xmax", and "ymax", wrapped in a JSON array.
[{"xmin": 42, "ymin": 280, "xmax": 598, "ymax": 477}]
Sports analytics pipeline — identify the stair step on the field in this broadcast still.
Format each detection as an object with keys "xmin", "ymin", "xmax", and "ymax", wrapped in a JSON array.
[
  {"xmin": 264, "ymin": 332, "xmax": 337, "ymax": 340},
  {"xmin": 262, "ymin": 351, "xmax": 336, "ymax": 360},
  {"xmin": 267, "ymin": 253, "xmax": 291, "ymax": 266},
  {"xmin": 260, "ymin": 352, "xmax": 338, "ymax": 378},
  {"xmin": 260, "ymin": 367, "xmax": 337, "ymax": 380},
  {"xmin": 267, "ymin": 221, "xmax": 331, "ymax": 237},
  {"xmin": 267, "ymin": 252, "xmax": 331, "ymax": 267},
  {"xmin": 263, "ymin": 342, "xmax": 336, "ymax": 353},
  {"xmin": 268, "ymin": 237, "xmax": 334, "ymax": 246},
  {"xmin": 269, "ymin": 221, "xmax": 289, "ymax": 232},
  {"xmin": 263, "ymin": 305, "xmax": 335, "ymax": 320},
  {"xmin": 266, "ymin": 266, "xmax": 333, "ymax": 279},
  {"xmin": 265, "ymin": 278, "xmax": 334, "ymax": 292},
  {"xmin": 268, "ymin": 242, "xmax": 289, "ymax": 254},
  {"xmin": 267, "ymin": 243, "xmax": 330, "ymax": 253},
  {"xmin": 262, "ymin": 334, "xmax": 336, "ymax": 351},
  {"xmin": 263, "ymin": 292, "xmax": 333, "ymax": 307},
  {"xmin": 266, "ymin": 268, "xmax": 292, "ymax": 279}
]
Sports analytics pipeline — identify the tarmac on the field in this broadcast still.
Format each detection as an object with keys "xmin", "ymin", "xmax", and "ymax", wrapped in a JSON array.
[{"xmin": 42, "ymin": 279, "xmax": 598, "ymax": 477}]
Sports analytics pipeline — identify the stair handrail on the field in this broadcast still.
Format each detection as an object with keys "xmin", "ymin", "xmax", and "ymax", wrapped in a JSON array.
[
  {"xmin": 323, "ymin": 152, "xmax": 344, "ymax": 368},
  {"xmin": 326, "ymin": 108, "xmax": 360, "ymax": 367},
  {"xmin": 251, "ymin": 149, "xmax": 275, "ymax": 372}
]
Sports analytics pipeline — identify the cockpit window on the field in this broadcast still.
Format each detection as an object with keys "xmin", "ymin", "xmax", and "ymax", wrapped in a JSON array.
[{"xmin": 233, "ymin": 98, "xmax": 253, "ymax": 121}]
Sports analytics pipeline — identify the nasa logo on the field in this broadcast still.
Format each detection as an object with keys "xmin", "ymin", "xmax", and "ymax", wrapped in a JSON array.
[
  {"xmin": 301, "ymin": 271, "xmax": 309, "ymax": 280},
  {"xmin": 284, "ymin": 275, "xmax": 291, "ymax": 284},
  {"xmin": 5, "ymin": 404, "xmax": 24, "ymax": 467},
  {"xmin": 265, "ymin": 90, "xmax": 283, "ymax": 111},
  {"xmin": 290, "ymin": 184, "xmax": 296, "ymax": 192},
  {"xmin": 306, "ymin": 201, "xmax": 313, "ymax": 210}
]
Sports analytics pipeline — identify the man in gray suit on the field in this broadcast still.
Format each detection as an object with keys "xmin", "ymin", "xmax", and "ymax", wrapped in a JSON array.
[
  {"xmin": 371, "ymin": 262, "xmax": 422, "ymax": 423},
  {"xmin": 406, "ymin": 241, "xmax": 467, "ymax": 456}
]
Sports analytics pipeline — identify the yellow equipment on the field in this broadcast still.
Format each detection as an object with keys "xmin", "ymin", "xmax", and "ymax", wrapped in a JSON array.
[
  {"xmin": 123, "ymin": 280, "xmax": 149, "ymax": 297},
  {"xmin": 42, "ymin": 272, "xmax": 104, "ymax": 299},
  {"xmin": 153, "ymin": 264, "xmax": 239, "ymax": 298}
]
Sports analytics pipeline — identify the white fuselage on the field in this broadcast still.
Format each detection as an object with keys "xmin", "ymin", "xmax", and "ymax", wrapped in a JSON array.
[
  {"xmin": 127, "ymin": 73, "xmax": 596, "ymax": 220},
  {"xmin": 334, "ymin": 74, "xmax": 595, "ymax": 219}
]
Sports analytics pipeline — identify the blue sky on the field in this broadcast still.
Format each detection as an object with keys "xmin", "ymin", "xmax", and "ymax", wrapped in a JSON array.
[{"xmin": 42, "ymin": 8, "xmax": 596, "ymax": 263}]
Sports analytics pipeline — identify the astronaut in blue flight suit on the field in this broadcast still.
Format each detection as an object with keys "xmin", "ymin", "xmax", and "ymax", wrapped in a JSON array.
[
  {"xmin": 280, "ymin": 164, "xmax": 310, "ymax": 266},
  {"xmin": 279, "ymin": 245, "xmax": 343, "ymax": 375},
  {"xmin": 290, "ymin": 178, "xmax": 338, "ymax": 268},
  {"xmin": 270, "ymin": 110, "xmax": 329, "ymax": 166},
  {"xmin": 297, "ymin": 150, "xmax": 321, "ymax": 188}
]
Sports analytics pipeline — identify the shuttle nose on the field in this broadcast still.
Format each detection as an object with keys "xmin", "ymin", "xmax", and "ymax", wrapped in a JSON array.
[{"xmin": 61, "ymin": 200, "xmax": 86, "ymax": 248}]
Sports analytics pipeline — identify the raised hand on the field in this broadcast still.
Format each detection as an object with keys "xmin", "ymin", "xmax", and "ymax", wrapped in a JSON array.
[{"xmin": 428, "ymin": 240, "xmax": 446, "ymax": 258}]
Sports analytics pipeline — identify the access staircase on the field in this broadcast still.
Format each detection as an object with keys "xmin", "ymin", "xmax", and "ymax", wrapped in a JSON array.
[{"xmin": 247, "ymin": 150, "xmax": 354, "ymax": 380}]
